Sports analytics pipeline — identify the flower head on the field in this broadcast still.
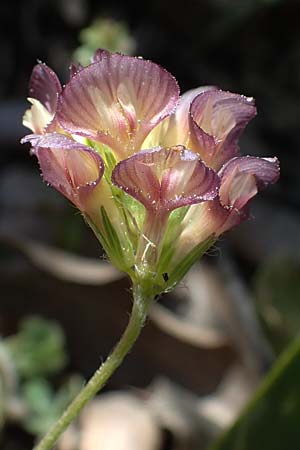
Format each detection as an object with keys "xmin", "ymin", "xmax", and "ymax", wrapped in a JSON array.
[{"xmin": 22, "ymin": 50, "xmax": 279, "ymax": 295}]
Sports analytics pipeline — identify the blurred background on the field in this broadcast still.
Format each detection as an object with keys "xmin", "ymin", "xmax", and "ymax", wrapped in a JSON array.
[{"xmin": 0, "ymin": 0, "xmax": 300, "ymax": 449}]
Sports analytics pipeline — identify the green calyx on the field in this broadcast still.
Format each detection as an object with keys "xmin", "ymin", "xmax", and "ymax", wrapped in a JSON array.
[
  {"xmin": 132, "ymin": 234, "xmax": 216, "ymax": 298},
  {"xmin": 84, "ymin": 142, "xmax": 216, "ymax": 296},
  {"xmin": 88, "ymin": 194, "xmax": 216, "ymax": 298}
]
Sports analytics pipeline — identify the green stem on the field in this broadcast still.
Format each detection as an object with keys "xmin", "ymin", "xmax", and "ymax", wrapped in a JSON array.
[{"xmin": 34, "ymin": 284, "xmax": 152, "ymax": 450}]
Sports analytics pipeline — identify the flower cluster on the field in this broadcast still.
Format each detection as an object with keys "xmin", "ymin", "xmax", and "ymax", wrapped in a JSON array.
[{"xmin": 22, "ymin": 49, "xmax": 279, "ymax": 296}]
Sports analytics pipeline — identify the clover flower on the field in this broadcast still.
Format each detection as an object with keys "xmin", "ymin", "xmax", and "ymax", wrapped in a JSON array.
[
  {"xmin": 22, "ymin": 49, "xmax": 279, "ymax": 296},
  {"xmin": 21, "ymin": 50, "xmax": 280, "ymax": 450}
]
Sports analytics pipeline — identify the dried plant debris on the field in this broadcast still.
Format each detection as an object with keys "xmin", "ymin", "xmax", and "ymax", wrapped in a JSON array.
[
  {"xmin": 0, "ymin": 234, "xmax": 123, "ymax": 285},
  {"xmin": 58, "ymin": 393, "xmax": 162, "ymax": 450}
]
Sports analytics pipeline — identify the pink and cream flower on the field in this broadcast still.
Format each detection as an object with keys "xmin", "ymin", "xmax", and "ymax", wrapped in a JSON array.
[{"xmin": 22, "ymin": 49, "xmax": 279, "ymax": 294}]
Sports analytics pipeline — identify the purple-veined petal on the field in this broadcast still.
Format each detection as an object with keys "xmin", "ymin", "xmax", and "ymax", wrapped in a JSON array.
[
  {"xmin": 22, "ymin": 133, "xmax": 104, "ymax": 211},
  {"xmin": 175, "ymin": 153, "xmax": 280, "ymax": 259},
  {"xmin": 29, "ymin": 63, "xmax": 62, "ymax": 114},
  {"xmin": 142, "ymin": 86, "xmax": 217, "ymax": 150},
  {"xmin": 176, "ymin": 198, "xmax": 245, "ymax": 261},
  {"xmin": 91, "ymin": 48, "xmax": 111, "ymax": 63},
  {"xmin": 69, "ymin": 62, "xmax": 84, "ymax": 78},
  {"xmin": 23, "ymin": 64, "xmax": 62, "ymax": 134},
  {"xmin": 112, "ymin": 145, "xmax": 219, "ymax": 213},
  {"xmin": 56, "ymin": 52, "xmax": 179, "ymax": 158},
  {"xmin": 218, "ymin": 156, "xmax": 280, "ymax": 210},
  {"xmin": 189, "ymin": 90, "xmax": 257, "ymax": 169},
  {"xmin": 166, "ymin": 86, "xmax": 218, "ymax": 146},
  {"xmin": 211, "ymin": 200, "xmax": 248, "ymax": 235}
]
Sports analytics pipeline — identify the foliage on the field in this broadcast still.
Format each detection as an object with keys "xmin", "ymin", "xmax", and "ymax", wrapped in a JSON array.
[
  {"xmin": 0, "ymin": 316, "xmax": 84, "ymax": 438},
  {"xmin": 254, "ymin": 257, "xmax": 300, "ymax": 353},
  {"xmin": 6, "ymin": 316, "xmax": 67, "ymax": 378},
  {"xmin": 209, "ymin": 337, "xmax": 300, "ymax": 450},
  {"xmin": 21, "ymin": 376, "xmax": 83, "ymax": 436},
  {"xmin": 73, "ymin": 17, "xmax": 135, "ymax": 66}
]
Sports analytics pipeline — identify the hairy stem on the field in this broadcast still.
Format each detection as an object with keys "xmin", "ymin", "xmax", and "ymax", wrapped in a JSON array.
[{"xmin": 34, "ymin": 284, "xmax": 152, "ymax": 450}]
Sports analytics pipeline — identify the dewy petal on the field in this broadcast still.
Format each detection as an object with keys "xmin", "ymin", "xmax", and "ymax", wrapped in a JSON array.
[
  {"xmin": 142, "ymin": 86, "xmax": 217, "ymax": 150},
  {"xmin": 91, "ymin": 48, "xmax": 111, "ymax": 63},
  {"xmin": 22, "ymin": 133, "xmax": 104, "ymax": 210},
  {"xmin": 29, "ymin": 63, "xmax": 62, "ymax": 114},
  {"xmin": 189, "ymin": 90, "xmax": 257, "ymax": 169},
  {"xmin": 112, "ymin": 145, "xmax": 219, "ymax": 213},
  {"xmin": 219, "ymin": 156, "xmax": 280, "ymax": 209},
  {"xmin": 174, "ymin": 154, "xmax": 279, "ymax": 262},
  {"xmin": 56, "ymin": 52, "xmax": 179, "ymax": 158},
  {"xmin": 23, "ymin": 64, "xmax": 62, "ymax": 134},
  {"xmin": 69, "ymin": 62, "xmax": 84, "ymax": 78},
  {"xmin": 174, "ymin": 198, "xmax": 244, "ymax": 263}
]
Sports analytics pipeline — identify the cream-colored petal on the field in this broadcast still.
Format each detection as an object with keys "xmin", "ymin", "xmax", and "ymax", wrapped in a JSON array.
[{"xmin": 23, "ymin": 98, "xmax": 53, "ymax": 134}]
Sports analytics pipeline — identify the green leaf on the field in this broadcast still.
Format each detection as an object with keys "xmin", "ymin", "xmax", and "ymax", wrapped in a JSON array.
[
  {"xmin": 6, "ymin": 317, "xmax": 67, "ymax": 379},
  {"xmin": 100, "ymin": 206, "xmax": 124, "ymax": 264},
  {"xmin": 156, "ymin": 207, "xmax": 189, "ymax": 276},
  {"xmin": 21, "ymin": 378, "xmax": 58, "ymax": 435},
  {"xmin": 86, "ymin": 215, "xmax": 110, "ymax": 252},
  {"xmin": 208, "ymin": 337, "xmax": 300, "ymax": 450},
  {"xmin": 73, "ymin": 18, "xmax": 135, "ymax": 66},
  {"xmin": 120, "ymin": 192, "xmax": 145, "ymax": 235},
  {"xmin": 254, "ymin": 257, "xmax": 300, "ymax": 353},
  {"xmin": 21, "ymin": 376, "xmax": 83, "ymax": 437}
]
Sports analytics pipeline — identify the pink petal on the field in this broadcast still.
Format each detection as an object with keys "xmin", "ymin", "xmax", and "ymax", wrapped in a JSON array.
[
  {"xmin": 208, "ymin": 199, "xmax": 248, "ymax": 234},
  {"xmin": 218, "ymin": 156, "xmax": 280, "ymax": 209},
  {"xmin": 142, "ymin": 86, "xmax": 217, "ymax": 149},
  {"xmin": 29, "ymin": 63, "xmax": 62, "ymax": 114},
  {"xmin": 91, "ymin": 48, "xmax": 111, "ymax": 63},
  {"xmin": 69, "ymin": 62, "xmax": 84, "ymax": 78},
  {"xmin": 172, "ymin": 199, "xmax": 241, "ymax": 269},
  {"xmin": 177, "ymin": 154, "xmax": 280, "ymax": 257},
  {"xmin": 112, "ymin": 146, "xmax": 219, "ymax": 212},
  {"xmin": 22, "ymin": 133, "xmax": 104, "ymax": 210},
  {"xmin": 176, "ymin": 198, "xmax": 247, "ymax": 263},
  {"xmin": 167, "ymin": 86, "xmax": 218, "ymax": 145},
  {"xmin": 56, "ymin": 52, "xmax": 179, "ymax": 158},
  {"xmin": 189, "ymin": 90, "xmax": 257, "ymax": 169}
]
